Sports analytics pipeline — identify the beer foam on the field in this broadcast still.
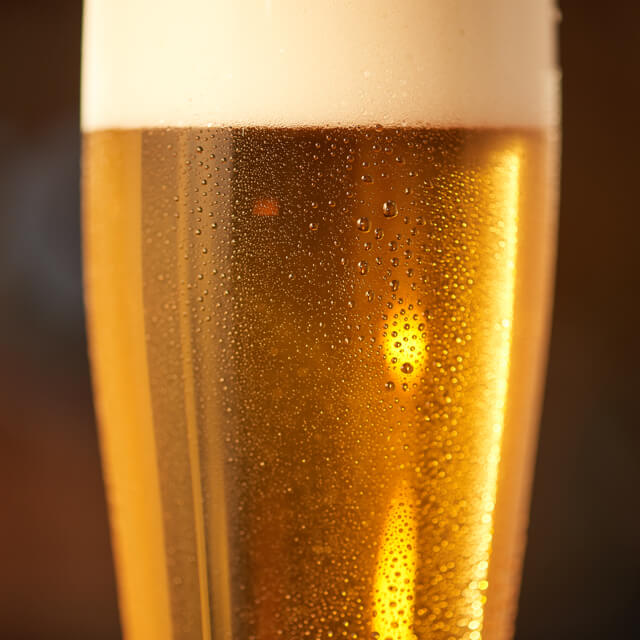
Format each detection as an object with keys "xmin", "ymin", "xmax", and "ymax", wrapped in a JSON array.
[{"xmin": 82, "ymin": 0, "xmax": 558, "ymax": 131}]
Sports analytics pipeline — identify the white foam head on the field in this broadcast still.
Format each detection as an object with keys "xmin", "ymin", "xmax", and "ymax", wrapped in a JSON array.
[{"xmin": 82, "ymin": 0, "xmax": 558, "ymax": 131}]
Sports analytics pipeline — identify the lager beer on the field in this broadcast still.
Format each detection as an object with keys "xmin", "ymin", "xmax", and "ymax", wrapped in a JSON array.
[{"xmin": 83, "ymin": 2, "xmax": 559, "ymax": 639}]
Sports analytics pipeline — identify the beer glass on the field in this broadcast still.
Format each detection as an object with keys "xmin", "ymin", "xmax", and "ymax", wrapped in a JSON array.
[{"xmin": 83, "ymin": 1, "xmax": 559, "ymax": 638}]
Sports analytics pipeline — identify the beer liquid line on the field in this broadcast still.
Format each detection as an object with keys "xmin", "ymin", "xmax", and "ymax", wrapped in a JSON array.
[{"xmin": 85, "ymin": 126, "xmax": 555, "ymax": 639}]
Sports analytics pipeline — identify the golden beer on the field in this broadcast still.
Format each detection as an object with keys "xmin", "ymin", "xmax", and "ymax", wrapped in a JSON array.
[
  {"xmin": 83, "ymin": 1, "xmax": 558, "ymax": 638},
  {"xmin": 84, "ymin": 126, "xmax": 555, "ymax": 639}
]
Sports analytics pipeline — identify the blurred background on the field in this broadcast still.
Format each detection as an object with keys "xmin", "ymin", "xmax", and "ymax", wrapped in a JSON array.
[{"xmin": 0, "ymin": 1, "xmax": 638, "ymax": 638}]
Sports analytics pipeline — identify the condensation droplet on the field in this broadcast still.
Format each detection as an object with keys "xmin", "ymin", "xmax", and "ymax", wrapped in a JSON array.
[
  {"xmin": 374, "ymin": 228, "xmax": 384, "ymax": 240},
  {"xmin": 357, "ymin": 217, "xmax": 371, "ymax": 232},
  {"xmin": 385, "ymin": 381, "xmax": 395, "ymax": 391},
  {"xmin": 358, "ymin": 260, "xmax": 369, "ymax": 275},
  {"xmin": 383, "ymin": 200, "xmax": 397, "ymax": 218},
  {"xmin": 309, "ymin": 222, "xmax": 319, "ymax": 231},
  {"xmin": 390, "ymin": 280, "xmax": 399, "ymax": 292},
  {"xmin": 400, "ymin": 362, "xmax": 414, "ymax": 374}
]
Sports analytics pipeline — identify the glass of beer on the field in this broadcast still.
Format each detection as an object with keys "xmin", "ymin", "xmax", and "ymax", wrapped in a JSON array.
[{"xmin": 83, "ymin": 1, "xmax": 559, "ymax": 638}]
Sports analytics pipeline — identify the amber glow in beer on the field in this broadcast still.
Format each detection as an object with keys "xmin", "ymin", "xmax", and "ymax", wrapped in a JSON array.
[{"xmin": 83, "ymin": 2, "xmax": 558, "ymax": 639}]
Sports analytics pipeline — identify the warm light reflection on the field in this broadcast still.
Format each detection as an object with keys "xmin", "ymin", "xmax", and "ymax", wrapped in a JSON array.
[
  {"xmin": 372, "ymin": 483, "xmax": 418, "ymax": 640},
  {"xmin": 469, "ymin": 150, "xmax": 521, "ymax": 638},
  {"xmin": 382, "ymin": 303, "xmax": 427, "ymax": 383}
]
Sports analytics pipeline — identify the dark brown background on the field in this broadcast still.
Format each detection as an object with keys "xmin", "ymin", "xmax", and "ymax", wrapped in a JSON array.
[{"xmin": 0, "ymin": 1, "xmax": 638, "ymax": 638}]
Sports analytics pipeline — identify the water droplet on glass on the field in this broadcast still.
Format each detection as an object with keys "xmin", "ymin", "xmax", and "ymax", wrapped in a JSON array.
[
  {"xmin": 390, "ymin": 280, "xmax": 399, "ymax": 292},
  {"xmin": 383, "ymin": 200, "xmax": 397, "ymax": 218},
  {"xmin": 309, "ymin": 222, "xmax": 319, "ymax": 231},
  {"xmin": 357, "ymin": 217, "xmax": 371, "ymax": 232},
  {"xmin": 385, "ymin": 381, "xmax": 395, "ymax": 391},
  {"xmin": 400, "ymin": 362, "xmax": 414, "ymax": 374},
  {"xmin": 358, "ymin": 260, "xmax": 369, "ymax": 275},
  {"xmin": 374, "ymin": 227, "xmax": 384, "ymax": 240}
]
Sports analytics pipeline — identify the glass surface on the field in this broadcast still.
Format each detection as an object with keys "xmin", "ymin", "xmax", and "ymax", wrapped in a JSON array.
[{"xmin": 82, "ymin": 2, "xmax": 559, "ymax": 639}]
